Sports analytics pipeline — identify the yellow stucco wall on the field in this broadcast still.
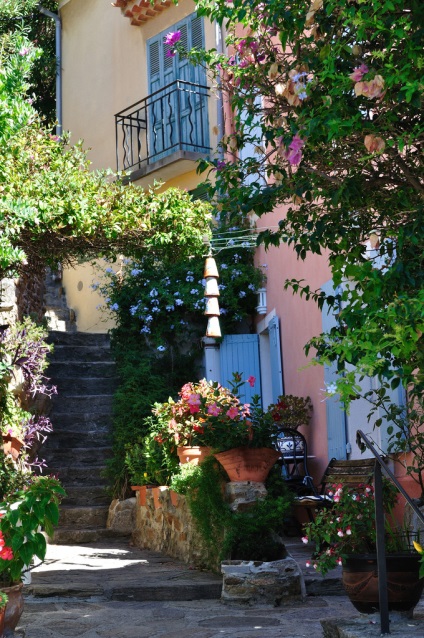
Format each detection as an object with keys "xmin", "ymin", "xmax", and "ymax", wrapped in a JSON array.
[{"xmin": 60, "ymin": 0, "xmax": 216, "ymax": 332}]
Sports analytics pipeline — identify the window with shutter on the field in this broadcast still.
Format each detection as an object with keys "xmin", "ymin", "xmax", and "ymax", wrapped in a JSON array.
[{"xmin": 146, "ymin": 14, "xmax": 209, "ymax": 161}]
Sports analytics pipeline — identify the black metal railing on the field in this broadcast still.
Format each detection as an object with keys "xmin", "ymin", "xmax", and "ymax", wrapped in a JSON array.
[
  {"xmin": 356, "ymin": 430, "xmax": 424, "ymax": 635},
  {"xmin": 115, "ymin": 79, "xmax": 211, "ymax": 173}
]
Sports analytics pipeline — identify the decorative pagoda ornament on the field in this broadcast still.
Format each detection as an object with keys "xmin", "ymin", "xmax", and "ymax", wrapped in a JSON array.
[{"xmin": 203, "ymin": 254, "xmax": 221, "ymax": 338}]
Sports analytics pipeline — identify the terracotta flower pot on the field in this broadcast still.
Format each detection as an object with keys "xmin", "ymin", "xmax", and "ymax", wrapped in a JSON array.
[
  {"xmin": 342, "ymin": 553, "xmax": 424, "ymax": 613},
  {"xmin": 1, "ymin": 582, "xmax": 24, "ymax": 635},
  {"xmin": 0, "ymin": 604, "xmax": 4, "ymax": 637},
  {"xmin": 177, "ymin": 446, "xmax": 212, "ymax": 466},
  {"xmin": 2, "ymin": 435, "xmax": 23, "ymax": 461},
  {"xmin": 214, "ymin": 447, "xmax": 281, "ymax": 482}
]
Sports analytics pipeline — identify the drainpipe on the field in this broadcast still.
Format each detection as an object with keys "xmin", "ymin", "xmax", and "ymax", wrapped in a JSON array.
[{"xmin": 38, "ymin": 5, "xmax": 62, "ymax": 138}]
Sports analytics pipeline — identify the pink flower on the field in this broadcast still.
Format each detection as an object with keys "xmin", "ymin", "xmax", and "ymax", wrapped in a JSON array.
[
  {"xmin": 301, "ymin": 536, "xmax": 308, "ymax": 544},
  {"xmin": 164, "ymin": 31, "xmax": 181, "ymax": 47},
  {"xmin": 333, "ymin": 494, "xmax": 340, "ymax": 502},
  {"xmin": 337, "ymin": 558, "xmax": 343, "ymax": 566},
  {"xmin": 226, "ymin": 406, "xmax": 239, "ymax": 419},
  {"xmin": 337, "ymin": 529, "xmax": 344, "ymax": 537},
  {"xmin": 346, "ymin": 526, "xmax": 352, "ymax": 535},
  {"xmin": 207, "ymin": 403, "xmax": 221, "ymax": 416},
  {"xmin": 0, "ymin": 546, "xmax": 13, "ymax": 560},
  {"xmin": 187, "ymin": 393, "xmax": 201, "ymax": 414},
  {"xmin": 306, "ymin": 561, "xmax": 311, "ymax": 567},
  {"xmin": 349, "ymin": 64, "xmax": 369, "ymax": 82},
  {"xmin": 164, "ymin": 30, "xmax": 181, "ymax": 58},
  {"xmin": 247, "ymin": 376, "xmax": 256, "ymax": 388},
  {"xmin": 19, "ymin": 47, "xmax": 30, "ymax": 56},
  {"xmin": 284, "ymin": 134, "xmax": 305, "ymax": 166}
]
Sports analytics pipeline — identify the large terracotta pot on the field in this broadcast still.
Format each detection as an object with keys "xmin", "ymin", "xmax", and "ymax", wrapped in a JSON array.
[
  {"xmin": 0, "ymin": 604, "xmax": 5, "ymax": 637},
  {"xmin": 342, "ymin": 553, "xmax": 424, "ymax": 613},
  {"xmin": 2, "ymin": 436, "xmax": 23, "ymax": 461},
  {"xmin": 214, "ymin": 447, "xmax": 281, "ymax": 482},
  {"xmin": 177, "ymin": 446, "xmax": 212, "ymax": 466},
  {"xmin": 1, "ymin": 582, "xmax": 24, "ymax": 635}
]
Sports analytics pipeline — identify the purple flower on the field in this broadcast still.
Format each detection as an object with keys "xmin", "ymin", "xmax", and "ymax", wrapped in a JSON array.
[
  {"xmin": 164, "ymin": 31, "xmax": 181, "ymax": 46},
  {"xmin": 284, "ymin": 134, "xmax": 305, "ymax": 166},
  {"xmin": 19, "ymin": 47, "xmax": 30, "ymax": 56},
  {"xmin": 164, "ymin": 31, "xmax": 181, "ymax": 57}
]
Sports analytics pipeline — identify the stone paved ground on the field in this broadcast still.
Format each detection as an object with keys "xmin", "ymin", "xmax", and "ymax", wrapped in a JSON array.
[{"xmin": 14, "ymin": 539, "xmax": 424, "ymax": 638}]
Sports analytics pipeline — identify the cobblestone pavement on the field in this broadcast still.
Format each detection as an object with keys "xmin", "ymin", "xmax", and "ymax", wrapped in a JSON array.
[{"xmin": 14, "ymin": 539, "xmax": 424, "ymax": 637}]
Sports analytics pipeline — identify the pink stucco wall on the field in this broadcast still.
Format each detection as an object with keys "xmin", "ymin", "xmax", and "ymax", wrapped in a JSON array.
[{"xmin": 255, "ymin": 206, "xmax": 332, "ymax": 482}]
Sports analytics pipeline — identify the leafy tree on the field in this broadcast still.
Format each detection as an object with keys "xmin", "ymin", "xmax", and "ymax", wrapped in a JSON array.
[
  {"xmin": 0, "ymin": 1, "xmax": 58, "ymax": 123},
  {"xmin": 183, "ymin": 0, "xmax": 424, "ymax": 490},
  {"xmin": 0, "ymin": 28, "xmax": 211, "ymax": 279}
]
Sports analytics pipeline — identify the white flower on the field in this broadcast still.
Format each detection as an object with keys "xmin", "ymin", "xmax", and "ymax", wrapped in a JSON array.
[
  {"xmin": 149, "ymin": 288, "xmax": 158, "ymax": 297},
  {"xmin": 325, "ymin": 382, "xmax": 338, "ymax": 395},
  {"xmin": 239, "ymin": 291, "xmax": 246, "ymax": 298},
  {"xmin": 301, "ymin": 536, "xmax": 308, "ymax": 544},
  {"xmin": 151, "ymin": 307, "xmax": 160, "ymax": 313},
  {"xmin": 186, "ymin": 275, "xmax": 194, "ymax": 282},
  {"xmin": 157, "ymin": 345, "xmax": 166, "ymax": 352},
  {"xmin": 190, "ymin": 289, "xmax": 199, "ymax": 295},
  {"xmin": 165, "ymin": 305, "xmax": 175, "ymax": 312},
  {"xmin": 140, "ymin": 327, "xmax": 151, "ymax": 334},
  {"xmin": 221, "ymin": 263, "xmax": 228, "ymax": 270},
  {"xmin": 175, "ymin": 299, "xmax": 183, "ymax": 306}
]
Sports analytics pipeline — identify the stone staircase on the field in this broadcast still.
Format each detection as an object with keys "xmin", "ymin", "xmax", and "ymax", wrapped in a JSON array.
[
  {"xmin": 44, "ymin": 267, "xmax": 77, "ymax": 332},
  {"xmin": 43, "ymin": 330, "xmax": 121, "ymax": 543}
]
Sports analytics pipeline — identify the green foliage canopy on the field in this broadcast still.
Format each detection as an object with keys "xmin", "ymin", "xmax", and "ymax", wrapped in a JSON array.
[
  {"xmin": 187, "ymin": 0, "xmax": 424, "ymax": 479},
  {"xmin": 0, "ymin": 30, "xmax": 212, "ymax": 277}
]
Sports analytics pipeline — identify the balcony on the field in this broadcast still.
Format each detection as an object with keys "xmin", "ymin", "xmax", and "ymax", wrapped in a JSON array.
[{"xmin": 115, "ymin": 80, "xmax": 211, "ymax": 182}]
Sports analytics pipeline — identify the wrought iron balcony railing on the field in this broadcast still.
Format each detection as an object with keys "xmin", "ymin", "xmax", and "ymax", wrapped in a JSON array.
[{"xmin": 115, "ymin": 79, "xmax": 211, "ymax": 173}]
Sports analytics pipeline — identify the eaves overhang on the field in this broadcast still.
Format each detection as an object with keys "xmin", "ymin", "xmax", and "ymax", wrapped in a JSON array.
[{"xmin": 112, "ymin": 0, "xmax": 172, "ymax": 27}]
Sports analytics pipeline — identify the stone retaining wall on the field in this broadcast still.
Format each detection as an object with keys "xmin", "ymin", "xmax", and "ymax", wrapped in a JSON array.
[{"xmin": 131, "ymin": 486, "xmax": 216, "ymax": 570}]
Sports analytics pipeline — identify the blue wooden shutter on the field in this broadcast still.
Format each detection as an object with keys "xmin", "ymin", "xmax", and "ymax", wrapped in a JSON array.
[
  {"xmin": 268, "ymin": 316, "xmax": 283, "ymax": 403},
  {"xmin": 321, "ymin": 279, "xmax": 347, "ymax": 460},
  {"xmin": 147, "ymin": 14, "xmax": 209, "ymax": 161},
  {"xmin": 220, "ymin": 335, "xmax": 262, "ymax": 405}
]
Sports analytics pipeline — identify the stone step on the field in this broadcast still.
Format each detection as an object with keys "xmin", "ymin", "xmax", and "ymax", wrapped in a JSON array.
[
  {"xmin": 47, "ymin": 465, "xmax": 108, "ymax": 486},
  {"xmin": 43, "ymin": 446, "xmax": 112, "ymax": 467},
  {"xmin": 51, "ymin": 395, "xmax": 114, "ymax": 414},
  {"xmin": 59, "ymin": 505, "xmax": 109, "ymax": 528},
  {"xmin": 51, "ymin": 527, "xmax": 129, "ymax": 544},
  {"xmin": 49, "ymin": 345, "xmax": 114, "ymax": 363},
  {"xmin": 48, "ymin": 331, "xmax": 111, "ymax": 347},
  {"xmin": 62, "ymin": 485, "xmax": 110, "ymax": 506},
  {"xmin": 52, "ymin": 377, "xmax": 119, "ymax": 396},
  {"xmin": 43, "ymin": 429, "xmax": 112, "ymax": 449},
  {"xmin": 48, "ymin": 413, "xmax": 112, "ymax": 433},
  {"xmin": 47, "ymin": 361, "xmax": 117, "ymax": 379}
]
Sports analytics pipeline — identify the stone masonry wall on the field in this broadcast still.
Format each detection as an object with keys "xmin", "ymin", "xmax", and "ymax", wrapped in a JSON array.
[{"xmin": 132, "ymin": 486, "xmax": 217, "ymax": 570}]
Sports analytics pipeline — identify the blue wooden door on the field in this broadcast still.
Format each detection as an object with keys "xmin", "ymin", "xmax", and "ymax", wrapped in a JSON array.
[
  {"xmin": 321, "ymin": 279, "xmax": 348, "ymax": 460},
  {"xmin": 147, "ymin": 14, "xmax": 209, "ymax": 162},
  {"xmin": 268, "ymin": 316, "xmax": 284, "ymax": 403},
  {"xmin": 220, "ymin": 334, "xmax": 262, "ymax": 405}
]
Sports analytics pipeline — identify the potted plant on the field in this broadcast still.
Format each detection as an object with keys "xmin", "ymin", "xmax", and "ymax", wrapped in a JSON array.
[
  {"xmin": 0, "ymin": 474, "xmax": 65, "ymax": 634},
  {"xmin": 152, "ymin": 374, "xmax": 280, "ymax": 481},
  {"xmin": 302, "ymin": 481, "xmax": 424, "ymax": 613},
  {"xmin": 0, "ymin": 590, "xmax": 7, "ymax": 636}
]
